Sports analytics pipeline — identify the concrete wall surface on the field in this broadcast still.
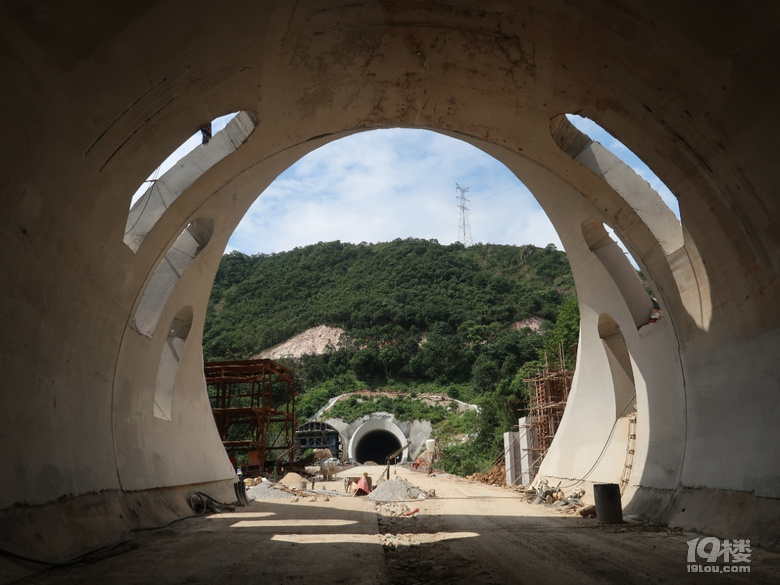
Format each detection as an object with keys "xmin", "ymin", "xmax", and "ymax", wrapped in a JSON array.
[
  {"xmin": 324, "ymin": 414, "xmax": 431, "ymax": 463},
  {"xmin": 1, "ymin": 0, "xmax": 779, "ymax": 575}
]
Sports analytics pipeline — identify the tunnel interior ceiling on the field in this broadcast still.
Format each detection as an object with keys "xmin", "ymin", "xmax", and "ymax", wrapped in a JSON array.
[
  {"xmin": 354, "ymin": 430, "xmax": 402, "ymax": 465},
  {"xmin": 1, "ymin": 0, "xmax": 780, "ymax": 562}
]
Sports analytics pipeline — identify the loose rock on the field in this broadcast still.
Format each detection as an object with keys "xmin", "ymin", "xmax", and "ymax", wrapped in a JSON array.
[{"xmin": 369, "ymin": 478, "xmax": 426, "ymax": 502}]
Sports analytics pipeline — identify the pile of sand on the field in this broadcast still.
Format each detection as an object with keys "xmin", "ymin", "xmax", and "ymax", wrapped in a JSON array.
[{"xmin": 279, "ymin": 472, "xmax": 305, "ymax": 486}]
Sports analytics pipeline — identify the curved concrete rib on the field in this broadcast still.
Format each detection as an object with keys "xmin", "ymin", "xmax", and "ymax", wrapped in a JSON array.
[
  {"xmin": 124, "ymin": 112, "xmax": 257, "ymax": 252},
  {"xmin": 551, "ymin": 114, "xmax": 684, "ymax": 256}
]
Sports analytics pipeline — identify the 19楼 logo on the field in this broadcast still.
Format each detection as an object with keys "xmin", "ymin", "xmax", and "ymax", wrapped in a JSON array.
[{"xmin": 687, "ymin": 538, "xmax": 751, "ymax": 573}]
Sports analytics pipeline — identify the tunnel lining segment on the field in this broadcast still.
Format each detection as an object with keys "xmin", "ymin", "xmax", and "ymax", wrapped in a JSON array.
[
  {"xmin": 132, "ymin": 218, "xmax": 213, "ymax": 337},
  {"xmin": 1, "ymin": 1, "xmax": 779, "ymax": 563},
  {"xmin": 153, "ymin": 306, "xmax": 194, "ymax": 420}
]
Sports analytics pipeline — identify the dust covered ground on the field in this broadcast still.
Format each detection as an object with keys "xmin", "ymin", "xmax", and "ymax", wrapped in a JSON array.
[{"xmin": 9, "ymin": 466, "xmax": 780, "ymax": 584}]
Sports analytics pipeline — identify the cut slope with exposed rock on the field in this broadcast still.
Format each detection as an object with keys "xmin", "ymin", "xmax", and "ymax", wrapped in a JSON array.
[{"xmin": 254, "ymin": 325, "xmax": 344, "ymax": 360}]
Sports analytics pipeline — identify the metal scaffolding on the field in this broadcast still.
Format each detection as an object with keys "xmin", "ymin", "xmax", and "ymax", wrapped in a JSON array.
[
  {"xmin": 205, "ymin": 359, "xmax": 297, "ymax": 472},
  {"xmin": 521, "ymin": 368, "xmax": 572, "ymax": 480}
]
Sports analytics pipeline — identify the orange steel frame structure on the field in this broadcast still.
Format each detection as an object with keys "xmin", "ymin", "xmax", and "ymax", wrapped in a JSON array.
[
  {"xmin": 523, "ymin": 369, "xmax": 572, "ymax": 479},
  {"xmin": 205, "ymin": 359, "xmax": 297, "ymax": 470}
]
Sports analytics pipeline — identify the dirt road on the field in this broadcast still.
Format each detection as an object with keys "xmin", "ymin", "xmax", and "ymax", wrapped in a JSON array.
[{"xmin": 11, "ymin": 466, "xmax": 780, "ymax": 584}]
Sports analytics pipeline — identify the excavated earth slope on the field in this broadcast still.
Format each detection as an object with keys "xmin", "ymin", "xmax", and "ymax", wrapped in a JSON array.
[{"xmin": 254, "ymin": 325, "xmax": 344, "ymax": 360}]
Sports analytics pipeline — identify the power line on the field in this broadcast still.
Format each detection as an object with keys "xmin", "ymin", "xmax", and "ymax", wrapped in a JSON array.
[{"xmin": 455, "ymin": 183, "xmax": 473, "ymax": 246}]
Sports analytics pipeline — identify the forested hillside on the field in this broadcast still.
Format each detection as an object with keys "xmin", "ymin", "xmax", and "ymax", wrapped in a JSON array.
[{"xmin": 204, "ymin": 238, "xmax": 579, "ymax": 474}]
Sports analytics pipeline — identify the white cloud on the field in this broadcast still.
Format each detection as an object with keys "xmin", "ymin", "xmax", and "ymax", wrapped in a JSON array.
[{"xmin": 229, "ymin": 129, "xmax": 562, "ymax": 255}]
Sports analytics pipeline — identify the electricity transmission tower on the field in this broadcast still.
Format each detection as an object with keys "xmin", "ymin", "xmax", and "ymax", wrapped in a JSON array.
[{"xmin": 455, "ymin": 183, "xmax": 473, "ymax": 246}]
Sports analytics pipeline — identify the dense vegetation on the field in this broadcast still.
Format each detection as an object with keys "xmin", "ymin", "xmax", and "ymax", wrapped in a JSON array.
[
  {"xmin": 326, "ymin": 394, "xmax": 450, "ymax": 425},
  {"xmin": 204, "ymin": 238, "xmax": 579, "ymax": 475}
]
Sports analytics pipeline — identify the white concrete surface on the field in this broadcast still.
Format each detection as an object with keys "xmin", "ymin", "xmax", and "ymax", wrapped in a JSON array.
[
  {"xmin": 348, "ymin": 417, "xmax": 409, "ymax": 463},
  {"xmin": 1, "ymin": 2, "xmax": 779, "ymax": 577},
  {"xmin": 325, "ymin": 413, "xmax": 423, "ymax": 463},
  {"xmin": 124, "ymin": 111, "xmax": 256, "ymax": 252}
]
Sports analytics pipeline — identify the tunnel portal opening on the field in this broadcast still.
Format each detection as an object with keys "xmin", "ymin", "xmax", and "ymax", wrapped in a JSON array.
[{"xmin": 353, "ymin": 429, "xmax": 403, "ymax": 464}]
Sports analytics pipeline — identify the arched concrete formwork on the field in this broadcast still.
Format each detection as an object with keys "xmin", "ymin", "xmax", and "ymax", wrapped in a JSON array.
[
  {"xmin": 1, "ymin": 1, "xmax": 780, "ymax": 568},
  {"xmin": 348, "ymin": 418, "xmax": 410, "ymax": 464},
  {"xmin": 295, "ymin": 420, "xmax": 346, "ymax": 460}
]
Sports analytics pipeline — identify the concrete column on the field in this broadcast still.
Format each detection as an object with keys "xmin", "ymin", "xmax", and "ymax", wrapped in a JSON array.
[
  {"xmin": 518, "ymin": 417, "xmax": 537, "ymax": 487},
  {"xmin": 503, "ymin": 431, "xmax": 520, "ymax": 486}
]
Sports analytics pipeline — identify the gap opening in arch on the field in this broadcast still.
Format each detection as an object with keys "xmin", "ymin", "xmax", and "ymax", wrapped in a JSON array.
[
  {"xmin": 597, "ymin": 313, "xmax": 637, "ymax": 418},
  {"xmin": 134, "ymin": 217, "xmax": 213, "ymax": 337},
  {"xmin": 566, "ymin": 114, "xmax": 680, "ymax": 220},
  {"xmin": 125, "ymin": 112, "xmax": 256, "ymax": 253},
  {"xmin": 154, "ymin": 306, "xmax": 194, "ymax": 420},
  {"xmin": 204, "ymin": 128, "xmax": 581, "ymax": 475},
  {"xmin": 129, "ymin": 112, "xmax": 239, "ymax": 208},
  {"xmin": 582, "ymin": 220, "xmax": 654, "ymax": 329},
  {"xmin": 553, "ymin": 113, "xmax": 683, "ymax": 290}
]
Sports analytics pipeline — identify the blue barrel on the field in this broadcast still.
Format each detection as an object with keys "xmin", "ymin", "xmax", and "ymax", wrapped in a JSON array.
[{"xmin": 593, "ymin": 483, "xmax": 623, "ymax": 524}]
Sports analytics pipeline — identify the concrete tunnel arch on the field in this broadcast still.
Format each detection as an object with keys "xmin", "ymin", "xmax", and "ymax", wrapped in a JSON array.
[
  {"xmin": 348, "ymin": 418, "xmax": 409, "ymax": 464},
  {"xmin": 1, "ymin": 2, "xmax": 780, "ymax": 572}
]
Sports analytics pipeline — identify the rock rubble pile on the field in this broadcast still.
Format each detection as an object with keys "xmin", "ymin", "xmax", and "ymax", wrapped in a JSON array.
[{"xmin": 368, "ymin": 478, "xmax": 427, "ymax": 502}]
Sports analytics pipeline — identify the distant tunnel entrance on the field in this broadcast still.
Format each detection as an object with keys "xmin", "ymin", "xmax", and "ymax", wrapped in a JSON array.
[
  {"xmin": 348, "ymin": 417, "xmax": 409, "ymax": 463},
  {"xmin": 354, "ymin": 430, "xmax": 403, "ymax": 464}
]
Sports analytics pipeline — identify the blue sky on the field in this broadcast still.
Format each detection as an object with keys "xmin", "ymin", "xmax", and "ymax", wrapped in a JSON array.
[
  {"xmin": 228, "ymin": 128, "xmax": 561, "ymax": 255},
  {"xmin": 136, "ymin": 114, "xmax": 679, "ymax": 257}
]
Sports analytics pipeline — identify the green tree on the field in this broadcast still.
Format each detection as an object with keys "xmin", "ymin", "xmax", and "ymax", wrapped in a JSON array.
[
  {"xmin": 542, "ymin": 296, "xmax": 580, "ymax": 368},
  {"xmin": 204, "ymin": 238, "xmax": 579, "ymax": 477}
]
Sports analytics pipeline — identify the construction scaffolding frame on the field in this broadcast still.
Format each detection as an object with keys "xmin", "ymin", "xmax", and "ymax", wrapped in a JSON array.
[
  {"xmin": 295, "ymin": 421, "xmax": 343, "ymax": 461},
  {"xmin": 205, "ymin": 359, "xmax": 297, "ymax": 473},
  {"xmin": 522, "ymin": 368, "xmax": 572, "ymax": 480}
]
